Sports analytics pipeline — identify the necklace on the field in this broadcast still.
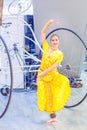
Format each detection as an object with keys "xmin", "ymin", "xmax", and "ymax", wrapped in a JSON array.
[
  {"xmin": 47, "ymin": 48, "xmax": 58, "ymax": 59},
  {"xmin": 51, "ymin": 47, "xmax": 58, "ymax": 51}
]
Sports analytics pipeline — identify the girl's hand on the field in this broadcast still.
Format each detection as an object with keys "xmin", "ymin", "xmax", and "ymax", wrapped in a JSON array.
[
  {"xmin": 36, "ymin": 77, "xmax": 40, "ymax": 85},
  {"xmin": 49, "ymin": 20, "xmax": 58, "ymax": 24}
]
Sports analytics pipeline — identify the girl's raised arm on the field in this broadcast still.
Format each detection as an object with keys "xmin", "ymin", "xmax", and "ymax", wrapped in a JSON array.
[{"xmin": 41, "ymin": 20, "xmax": 58, "ymax": 42}]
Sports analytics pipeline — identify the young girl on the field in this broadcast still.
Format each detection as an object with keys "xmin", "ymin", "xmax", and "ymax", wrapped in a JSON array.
[{"xmin": 37, "ymin": 20, "xmax": 71, "ymax": 123}]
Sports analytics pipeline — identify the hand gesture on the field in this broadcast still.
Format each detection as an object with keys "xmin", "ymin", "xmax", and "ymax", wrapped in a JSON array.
[{"xmin": 49, "ymin": 19, "xmax": 58, "ymax": 24}]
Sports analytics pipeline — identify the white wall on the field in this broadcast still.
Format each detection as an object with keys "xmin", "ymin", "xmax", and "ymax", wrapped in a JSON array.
[
  {"xmin": 0, "ymin": 0, "xmax": 34, "ymax": 89},
  {"xmin": 0, "ymin": 15, "xmax": 25, "ymax": 89},
  {"xmin": 33, "ymin": 0, "xmax": 87, "ymax": 77}
]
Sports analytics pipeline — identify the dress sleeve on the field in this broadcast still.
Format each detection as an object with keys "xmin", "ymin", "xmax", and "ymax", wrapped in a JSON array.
[
  {"xmin": 42, "ymin": 40, "xmax": 50, "ymax": 51},
  {"xmin": 56, "ymin": 52, "xmax": 64, "ymax": 64}
]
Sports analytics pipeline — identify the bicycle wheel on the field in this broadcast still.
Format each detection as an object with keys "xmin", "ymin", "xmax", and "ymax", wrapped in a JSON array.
[
  {"xmin": 46, "ymin": 28, "xmax": 87, "ymax": 108},
  {"xmin": 0, "ymin": 35, "xmax": 13, "ymax": 118},
  {"xmin": 64, "ymin": 68, "xmax": 87, "ymax": 108}
]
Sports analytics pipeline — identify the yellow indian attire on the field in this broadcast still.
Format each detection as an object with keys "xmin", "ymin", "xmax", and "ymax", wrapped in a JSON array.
[{"xmin": 37, "ymin": 40, "xmax": 71, "ymax": 114}]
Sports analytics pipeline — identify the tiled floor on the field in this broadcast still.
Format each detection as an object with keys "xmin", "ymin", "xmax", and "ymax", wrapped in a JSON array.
[{"xmin": 0, "ymin": 88, "xmax": 87, "ymax": 130}]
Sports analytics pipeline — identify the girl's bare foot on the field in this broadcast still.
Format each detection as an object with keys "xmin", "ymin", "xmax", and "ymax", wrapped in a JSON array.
[{"xmin": 47, "ymin": 117, "xmax": 57, "ymax": 124}]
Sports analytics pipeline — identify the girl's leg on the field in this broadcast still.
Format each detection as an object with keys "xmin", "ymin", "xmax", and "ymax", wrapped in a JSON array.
[
  {"xmin": 47, "ymin": 113, "xmax": 57, "ymax": 123},
  {"xmin": 50, "ymin": 113, "xmax": 56, "ymax": 118}
]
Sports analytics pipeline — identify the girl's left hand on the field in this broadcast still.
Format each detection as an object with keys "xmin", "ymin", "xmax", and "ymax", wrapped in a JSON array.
[{"xmin": 36, "ymin": 77, "xmax": 40, "ymax": 85}]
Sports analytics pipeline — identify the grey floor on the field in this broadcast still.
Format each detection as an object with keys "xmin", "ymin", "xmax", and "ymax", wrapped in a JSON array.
[
  {"xmin": 0, "ymin": 63, "xmax": 87, "ymax": 130},
  {"xmin": 0, "ymin": 87, "xmax": 87, "ymax": 130}
]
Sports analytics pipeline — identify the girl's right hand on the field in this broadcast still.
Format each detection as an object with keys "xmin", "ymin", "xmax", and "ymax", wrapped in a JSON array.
[{"xmin": 49, "ymin": 19, "xmax": 58, "ymax": 24}]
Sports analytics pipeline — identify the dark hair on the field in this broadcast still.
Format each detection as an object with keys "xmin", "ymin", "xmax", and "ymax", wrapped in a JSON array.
[{"xmin": 50, "ymin": 34, "xmax": 60, "ymax": 41}]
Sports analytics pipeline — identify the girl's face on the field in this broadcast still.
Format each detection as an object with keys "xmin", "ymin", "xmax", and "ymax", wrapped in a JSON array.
[{"xmin": 50, "ymin": 35, "xmax": 60, "ymax": 49}]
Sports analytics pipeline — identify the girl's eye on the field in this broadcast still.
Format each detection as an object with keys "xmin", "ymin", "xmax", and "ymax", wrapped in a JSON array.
[
  {"xmin": 51, "ymin": 40, "xmax": 54, "ymax": 42},
  {"xmin": 52, "ymin": 39, "xmax": 58, "ymax": 42}
]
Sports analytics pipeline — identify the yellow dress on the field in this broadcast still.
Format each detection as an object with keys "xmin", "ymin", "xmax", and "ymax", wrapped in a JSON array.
[{"xmin": 37, "ymin": 40, "xmax": 71, "ymax": 114}]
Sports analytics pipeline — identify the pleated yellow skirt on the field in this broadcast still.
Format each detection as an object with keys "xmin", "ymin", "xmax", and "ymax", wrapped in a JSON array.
[{"xmin": 37, "ymin": 73, "xmax": 71, "ymax": 114}]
